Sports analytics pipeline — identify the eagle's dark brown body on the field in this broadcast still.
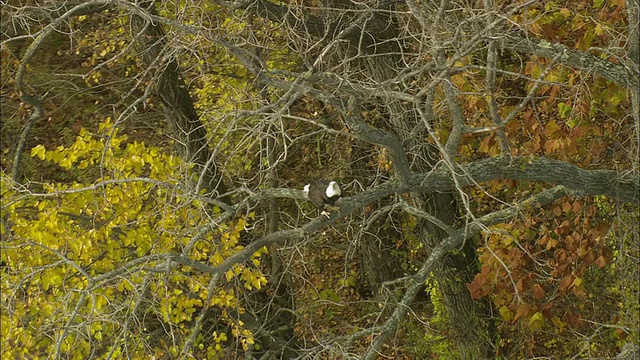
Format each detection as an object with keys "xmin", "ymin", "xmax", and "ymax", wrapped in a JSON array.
[{"xmin": 303, "ymin": 180, "xmax": 342, "ymax": 216}]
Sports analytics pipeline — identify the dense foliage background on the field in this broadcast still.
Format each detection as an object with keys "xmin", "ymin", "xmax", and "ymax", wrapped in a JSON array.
[{"xmin": 1, "ymin": 0, "xmax": 638, "ymax": 359}]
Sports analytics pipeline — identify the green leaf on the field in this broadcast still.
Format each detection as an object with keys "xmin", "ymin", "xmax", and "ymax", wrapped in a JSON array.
[
  {"xmin": 566, "ymin": 117, "xmax": 578, "ymax": 129},
  {"xmin": 557, "ymin": 102, "xmax": 572, "ymax": 119}
]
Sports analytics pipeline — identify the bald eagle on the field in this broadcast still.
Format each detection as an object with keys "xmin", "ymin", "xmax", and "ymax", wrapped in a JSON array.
[{"xmin": 303, "ymin": 180, "xmax": 342, "ymax": 217}]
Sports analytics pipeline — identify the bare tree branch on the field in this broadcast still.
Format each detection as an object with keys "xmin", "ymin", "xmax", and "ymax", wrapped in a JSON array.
[
  {"xmin": 360, "ymin": 185, "xmax": 570, "ymax": 359},
  {"xmin": 503, "ymin": 32, "xmax": 639, "ymax": 89}
]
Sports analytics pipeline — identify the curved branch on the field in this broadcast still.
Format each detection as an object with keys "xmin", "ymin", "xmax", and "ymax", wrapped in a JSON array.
[
  {"xmin": 10, "ymin": 0, "xmax": 112, "ymax": 181},
  {"xmin": 360, "ymin": 185, "xmax": 570, "ymax": 359}
]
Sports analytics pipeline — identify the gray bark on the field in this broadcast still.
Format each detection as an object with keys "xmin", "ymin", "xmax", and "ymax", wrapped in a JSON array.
[{"xmin": 502, "ymin": 32, "xmax": 639, "ymax": 89}]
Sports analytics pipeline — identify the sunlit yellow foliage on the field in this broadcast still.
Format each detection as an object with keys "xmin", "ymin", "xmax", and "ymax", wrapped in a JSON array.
[{"xmin": 1, "ymin": 118, "xmax": 266, "ymax": 358}]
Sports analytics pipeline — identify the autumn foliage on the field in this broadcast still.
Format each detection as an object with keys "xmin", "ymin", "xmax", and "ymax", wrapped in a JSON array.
[{"xmin": 1, "ymin": 0, "xmax": 638, "ymax": 359}]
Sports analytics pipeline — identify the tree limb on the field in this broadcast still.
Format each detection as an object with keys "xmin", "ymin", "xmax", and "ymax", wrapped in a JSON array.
[
  {"xmin": 410, "ymin": 156, "xmax": 639, "ymax": 203},
  {"xmin": 360, "ymin": 185, "xmax": 570, "ymax": 359},
  {"xmin": 10, "ymin": 0, "xmax": 113, "ymax": 182},
  {"xmin": 503, "ymin": 32, "xmax": 639, "ymax": 89}
]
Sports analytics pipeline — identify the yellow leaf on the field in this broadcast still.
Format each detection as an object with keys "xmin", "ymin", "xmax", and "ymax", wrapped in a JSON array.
[
  {"xmin": 551, "ymin": 316, "xmax": 565, "ymax": 331},
  {"xmin": 31, "ymin": 145, "xmax": 46, "ymax": 160},
  {"xmin": 528, "ymin": 312, "xmax": 545, "ymax": 331},
  {"xmin": 594, "ymin": 23, "xmax": 604, "ymax": 36},
  {"xmin": 225, "ymin": 269, "xmax": 234, "ymax": 281},
  {"xmin": 499, "ymin": 306, "xmax": 514, "ymax": 322},
  {"xmin": 570, "ymin": 277, "xmax": 582, "ymax": 288}
]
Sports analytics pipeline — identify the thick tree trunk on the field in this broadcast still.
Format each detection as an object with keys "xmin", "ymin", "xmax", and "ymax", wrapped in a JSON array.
[
  {"xmin": 130, "ymin": 4, "xmax": 300, "ymax": 357},
  {"xmin": 357, "ymin": 8, "xmax": 492, "ymax": 356},
  {"xmin": 130, "ymin": 3, "xmax": 226, "ymax": 196}
]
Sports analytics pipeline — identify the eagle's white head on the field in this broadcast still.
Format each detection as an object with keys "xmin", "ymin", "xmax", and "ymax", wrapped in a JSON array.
[
  {"xmin": 303, "ymin": 184, "xmax": 310, "ymax": 196},
  {"xmin": 326, "ymin": 181, "xmax": 341, "ymax": 198}
]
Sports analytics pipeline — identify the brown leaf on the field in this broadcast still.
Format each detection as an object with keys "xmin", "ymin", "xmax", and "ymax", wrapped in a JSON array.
[
  {"xmin": 572, "ymin": 201, "xmax": 582, "ymax": 213},
  {"xmin": 595, "ymin": 255, "xmax": 607, "ymax": 268},
  {"xmin": 559, "ymin": 275, "xmax": 573, "ymax": 291},
  {"xmin": 564, "ymin": 310, "xmax": 583, "ymax": 327},
  {"xmin": 583, "ymin": 251, "xmax": 595, "ymax": 266},
  {"xmin": 532, "ymin": 284, "xmax": 546, "ymax": 300},
  {"xmin": 538, "ymin": 234, "xmax": 549, "ymax": 246},
  {"xmin": 542, "ymin": 301, "xmax": 554, "ymax": 311},
  {"xmin": 467, "ymin": 276, "xmax": 487, "ymax": 299},
  {"xmin": 514, "ymin": 302, "xmax": 532, "ymax": 322}
]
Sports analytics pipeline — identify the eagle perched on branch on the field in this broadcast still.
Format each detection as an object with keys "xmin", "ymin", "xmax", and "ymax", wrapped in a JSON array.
[{"xmin": 303, "ymin": 180, "xmax": 342, "ymax": 217}]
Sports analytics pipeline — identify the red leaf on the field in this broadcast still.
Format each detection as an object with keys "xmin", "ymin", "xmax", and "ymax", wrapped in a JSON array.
[{"xmin": 595, "ymin": 255, "xmax": 607, "ymax": 268}]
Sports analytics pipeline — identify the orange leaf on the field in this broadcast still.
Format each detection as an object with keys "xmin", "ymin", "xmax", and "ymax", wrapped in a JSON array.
[
  {"xmin": 612, "ymin": 0, "xmax": 625, "ymax": 8},
  {"xmin": 615, "ymin": 328, "xmax": 628, "ymax": 339},
  {"xmin": 542, "ymin": 301, "xmax": 554, "ymax": 311}
]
